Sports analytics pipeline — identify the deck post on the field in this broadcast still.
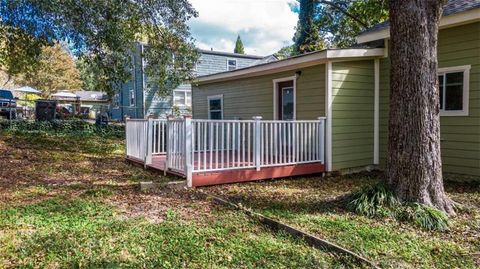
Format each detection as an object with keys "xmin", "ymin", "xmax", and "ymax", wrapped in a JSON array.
[
  {"xmin": 184, "ymin": 116, "xmax": 193, "ymax": 187},
  {"xmin": 253, "ymin": 116, "xmax": 262, "ymax": 171},
  {"xmin": 317, "ymin": 117, "xmax": 326, "ymax": 164},
  {"xmin": 145, "ymin": 118, "xmax": 153, "ymax": 166}
]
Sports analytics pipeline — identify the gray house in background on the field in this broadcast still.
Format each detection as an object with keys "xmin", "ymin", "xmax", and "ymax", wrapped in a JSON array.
[{"xmin": 110, "ymin": 44, "xmax": 275, "ymax": 120}]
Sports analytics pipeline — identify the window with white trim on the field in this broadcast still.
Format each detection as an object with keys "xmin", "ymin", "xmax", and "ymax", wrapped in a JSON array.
[
  {"xmin": 173, "ymin": 90, "xmax": 192, "ymax": 106},
  {"xmin": 438, "ymin": 65, "xmax": 470, "ymax": 116},
  {"xmin": 129, "ymin": 90, "xmax": 135, "ymax": 107},
  {"xmin": 113, "ymin": 93, "xmax": 120, "ymax": 108},
  {"xmin": 227, "ymin": 59, "xmax": 237, "ymax": 71},
  {"xmin": 208, "ymin": 95, "xmax": 223, "ymax": 119}
]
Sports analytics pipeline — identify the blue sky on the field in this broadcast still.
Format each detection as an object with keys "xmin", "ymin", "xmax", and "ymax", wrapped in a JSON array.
[{"xmin": 188, "ymin": 0, "xmax": 298, "ymax": 56}]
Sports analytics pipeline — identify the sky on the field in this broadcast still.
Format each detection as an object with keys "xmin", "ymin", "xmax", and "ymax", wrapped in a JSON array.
[{"xmin": 188, "ymin": 0, "xmax": 299, "ymax": 56}]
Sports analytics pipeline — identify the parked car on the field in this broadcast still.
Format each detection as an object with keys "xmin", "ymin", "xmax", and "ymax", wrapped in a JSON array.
[{"xmin": 0, "ymin": 89, "xmax": 17, "ymax": 119}]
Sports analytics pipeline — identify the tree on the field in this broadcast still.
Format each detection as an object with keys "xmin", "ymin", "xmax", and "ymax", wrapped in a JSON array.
[
  {"xmin": 234, "ymin": 35, "xmax": 245, "ymax": 54},
  {"xmin": 293, "ymin": 0, "xmax": 325, "ymax": 54},
  {"xmin": 0, "ymin": 0, "xmax": 198, "ymax": 97},
  {"xmin": 274, "ymin": 45, "xmax": 296, "ymax": 60},
  {"xmin": 14, "ymin": 43, "xmax": 82, "ymax": 98},
  {"xmin": 292, "ymin": 1, "xmax": 388, "ymax": 50},
  {"xmin": 387, "ymin": 0, "xmax": 454, "ymax": 215}
]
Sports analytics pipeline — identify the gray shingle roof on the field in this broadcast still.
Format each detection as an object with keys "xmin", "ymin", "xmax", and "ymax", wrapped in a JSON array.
[{"xmin": 360, "ymin": 0, "xmax": 480, "ymax": 35}]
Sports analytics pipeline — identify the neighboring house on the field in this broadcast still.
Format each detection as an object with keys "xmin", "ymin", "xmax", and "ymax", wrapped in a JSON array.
[
  {"xmin": 74, "ymin": 91, "xmax": 109, "ymax": 119},
  {"xmin": 192, "ymin": 0, "xmax": 480, "ymax": 178},
  {"xmin": 110, "ymin": 44, "xmax": 274, "ymax": 120}
]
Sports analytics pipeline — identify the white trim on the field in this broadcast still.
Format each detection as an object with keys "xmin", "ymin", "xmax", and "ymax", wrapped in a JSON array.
[
  {"xmin": 226, "ymin": 58, "xmax": 237, "ymax": 71},
  {"xmin": 272, "ymin": 76, "xmax": 297, "ymax": 120},
  {"xmin": 197, "ymin": 49, "xmax": 385, "ymax": 84},
  {"xmin": 438, "ymin": 65, "xmax": 470, "ymax": 117},
  {"xmin": 357, "ymin": 8, "xmax": 480, "ymax": 44},
  {"xmin": 325, "ymin": 62, "xmax": 333, "ymax": 171},
  {"xmin": 207, "ymin": 94, "xmax": 224, "ymax": 119},
  {"xmin": 129, "ymin": 89, "xmax": 135, "ymax": 107},
  {"xmin": 373, "ymin": 59, "xmax": 380, "ymax": 165}
]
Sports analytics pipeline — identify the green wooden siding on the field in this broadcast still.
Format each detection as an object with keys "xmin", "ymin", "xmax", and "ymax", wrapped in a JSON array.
[
  {"xmin": 331, "ymin": 61, "xmax": 375, "ymax": 170},
  {"xmin": 192, "ymin": 65, "xmax": 326, "ymax": 120},
  {"xmin": 379, "ymin": 22, "xmax": 480, "ymax": 177}
]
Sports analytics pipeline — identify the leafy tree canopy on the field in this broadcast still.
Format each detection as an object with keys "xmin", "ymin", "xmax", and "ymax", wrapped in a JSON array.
[
  {"xmin": 234, "ymin": 35, "xmax": 245, "ymax": 54},
  {"xmin": 293, "ymin": 0, "xmax": 388, "ymax": 52},
  {"xmin": 0, "ymin": 0, "xmax": 199, "ymax": 97},
  {"xmin": 14, "ymin": 43, "xmax": 82, "ymax": 98}
]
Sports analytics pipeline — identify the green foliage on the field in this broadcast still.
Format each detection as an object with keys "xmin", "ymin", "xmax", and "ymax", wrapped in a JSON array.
[
  {"xmin": 13, "ymin": 43, "xmax": 82, "ymax": 98},
  {"xmin": 293, "ymin": 0, "xmax": 326, "ymax": 54},
  {"xmin": 234, "ymin": 35, "xmax": 245, "ymax": 54},
  {"xmin": 0, "ymin": 119, "xmax": 124, "ymax": 138},
  {"xmin": 0, "ymin": 0, "xmax": 199, "ymax": 97},
  {"xmin": 349, "ymin": 184, "xmax": 450, "ymax": 231},
  {"xmin": 274, "ymin": 45, "xmax": 297, "ymax": 60},
  {"xmin": 293, "ymin": 0, "xmax": 389, "ymax": 50},
  {"xmin": 400, "ymin": 203, "xmax": 450, "ymax": 232},
  {"xmin": 349, "ymin": 184, "xmax": 400, "ymax": 217}
]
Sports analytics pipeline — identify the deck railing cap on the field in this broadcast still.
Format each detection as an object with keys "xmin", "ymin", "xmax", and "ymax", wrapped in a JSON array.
[{"xmin": 252, "ymin": 116, "xmax": 263, "ymax": 120}]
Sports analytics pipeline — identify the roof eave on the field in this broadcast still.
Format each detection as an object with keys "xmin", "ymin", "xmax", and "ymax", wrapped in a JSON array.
[
  {"xmin": 195, "ymin": 48, "xmax": 385, "ymax": 85},
  {"xmin": 356, "ymin": 8, "xmax": 480, "ymax": 44}
]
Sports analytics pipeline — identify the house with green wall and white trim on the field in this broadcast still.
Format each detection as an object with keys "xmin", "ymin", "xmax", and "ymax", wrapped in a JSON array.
[{"xmin": 191, "ymin": 0, "xmax": 480, "ymax": 179}]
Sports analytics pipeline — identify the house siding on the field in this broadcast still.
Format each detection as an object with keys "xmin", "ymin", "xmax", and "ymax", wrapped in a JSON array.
[
  {"xmin": 379, "ymin": 22, "xmax": 480, "ymax": 177},
  {"xmin": 111, "ymin": 47, "xmax": 263, "ymax": 120},
  {"xmin": 331, "ymin": 60, "xmax": 375, "ymax": 171},
  {"xmin": 192, "ymin": 65, "xmax": 326, "ymax": 120}
]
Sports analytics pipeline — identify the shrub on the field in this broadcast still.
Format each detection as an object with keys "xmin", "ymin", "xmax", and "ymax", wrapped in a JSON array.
[
  {"xmin": 0, "ymin": 119, "xmax": 124, "ymax": 138},
  {"xmin": 400, "ymin": 203, "xmax": 449, "ymax": 231}
]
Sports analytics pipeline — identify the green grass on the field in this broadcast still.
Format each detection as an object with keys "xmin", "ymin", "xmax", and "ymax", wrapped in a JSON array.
[
  {"xmin": 205, "ymin": 175, "xmax": 480, "ymax": 269},
  {"xmin": 0, "ymin": 130, "xmax": 341, "ymax": 268},
  {"xmin": 0, "ymin": 197, "xmax": 333, "ymax": 268}
]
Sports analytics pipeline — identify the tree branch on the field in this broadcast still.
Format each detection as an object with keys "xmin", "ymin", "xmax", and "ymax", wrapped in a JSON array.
[{"xmin": 316, "ymin": 0, "xmax": 369, "ymax": 29}]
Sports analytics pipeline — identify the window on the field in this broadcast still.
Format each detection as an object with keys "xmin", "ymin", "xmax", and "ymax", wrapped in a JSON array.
[
  {"xmin": 113, "ymin": 93, "xmax": 120, "ymax": 108},
  {"xmin": 438, "ymin": 65, "xmax": 470, "ymax": 116},
  {"xmin": 208, "ymin": 95, "xmax": 223, "ymax": 119},
  {"xmin": 129, "ymin": 90, "xmax": 135, "ymax": 107},
  {"xmin": 227, "ymin": 59, "xmax": 237, "ymax": 71},
  {"xmin": 173, "ymin": 90, "xmax": 192, "ymax": 106}
]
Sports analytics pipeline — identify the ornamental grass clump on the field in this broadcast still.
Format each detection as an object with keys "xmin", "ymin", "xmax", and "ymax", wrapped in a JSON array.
[{"xmin": 348, "ymin": 183, "xmax": 450, "ymax": 231}]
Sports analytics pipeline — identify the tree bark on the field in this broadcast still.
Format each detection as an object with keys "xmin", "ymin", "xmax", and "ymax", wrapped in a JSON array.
[{"xmin": 387, "ymin": 0, "xmax": 455, "ymax": 215}]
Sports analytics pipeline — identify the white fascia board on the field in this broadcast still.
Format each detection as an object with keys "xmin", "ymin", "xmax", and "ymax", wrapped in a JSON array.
[
  {"xmin": 356, "ymin": 8, "xmax": 480, "ymax": 44},
  {"xmin": 196, "ymin": 49, "xmax": 384, "ymax": 85}
]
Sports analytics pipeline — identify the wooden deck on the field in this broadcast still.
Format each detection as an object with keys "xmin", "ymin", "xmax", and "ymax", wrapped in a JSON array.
[{"xmin": 129, "ymin": 154, "xmax": 325, "ymax": 187}]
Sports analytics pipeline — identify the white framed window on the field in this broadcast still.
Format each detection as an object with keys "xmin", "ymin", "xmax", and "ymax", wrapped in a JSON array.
[
  {"xmin": 227, "ymin": 59, "xmax": 237, "ymax": 71},
  {"xmin": 129, "ymin": 89, "xmax": 135, "ymax": 107},
  {"xmin": 113, "ymin": 93, "xmax": 120, "ymax": 108},
  {"xmin": 173, "ymin": 90, "xmax": 192, "ymax": 107},
  {"xmin": 438, "ymin": 65, "xmax": 470, "ymax": 116},
  {"xmin": 208, "ymin": 95, "xmax": 223, "ymax": 119}
]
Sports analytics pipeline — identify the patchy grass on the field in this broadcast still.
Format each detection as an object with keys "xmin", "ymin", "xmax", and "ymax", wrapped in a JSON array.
[
  {"xmin": 205, "ymin": 174, "xmax": 480, "ymax": 269},
  {"xmin": 0, "ymin": 131, "xmax": 341, "ymax": 268}
]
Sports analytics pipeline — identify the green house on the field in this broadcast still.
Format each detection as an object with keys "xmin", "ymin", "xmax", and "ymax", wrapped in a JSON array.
[{"xmin": 192, "ymin": 1, "xmax": 480, "ymax": 179}]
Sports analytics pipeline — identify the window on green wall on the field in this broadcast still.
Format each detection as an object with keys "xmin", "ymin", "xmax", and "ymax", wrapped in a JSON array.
[
  {"xmin": 437, "ymin": 65, "xmax": 470, "ymax": 116},
  {"xmin": 129, "ymin": 90, "xmax": 135, "ymax": 107},
  {"xmin": 208, "ymin": 95, "xmax": 223, "ymax": 119}
]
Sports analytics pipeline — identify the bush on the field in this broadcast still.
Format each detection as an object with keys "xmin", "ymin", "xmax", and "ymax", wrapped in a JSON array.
[
  {"xmin": 348, "ymin": 184, "xmax": 450, "ymax": 231},
  {"xmin": 0, "ymin": 119, "xmax": 124, "ymax": 138}
]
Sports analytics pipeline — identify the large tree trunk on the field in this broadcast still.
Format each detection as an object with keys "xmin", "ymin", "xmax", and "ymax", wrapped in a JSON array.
[{"xmin": 387, "ymin": 0, "xmax": 454, "ymax": 215}]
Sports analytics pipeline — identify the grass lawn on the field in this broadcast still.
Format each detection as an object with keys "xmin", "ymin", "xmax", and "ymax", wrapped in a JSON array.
[
  {"xmin": 0, "ymin": 129, "xmax": 339, "ymax": 268},
  {"xmin": 205, "ymin": 173, "xmax": 480, "ymax": 269}
]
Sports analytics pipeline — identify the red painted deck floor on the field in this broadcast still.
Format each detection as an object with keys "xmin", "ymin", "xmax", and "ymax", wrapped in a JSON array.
[{"xmin": 130, "ymin": 153, "xmax": 325, "ymax": 187}]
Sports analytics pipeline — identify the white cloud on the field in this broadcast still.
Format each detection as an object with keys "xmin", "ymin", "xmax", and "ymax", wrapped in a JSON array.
[{"xmin": 188, "ymin": 0, "xmax": 298, "ymax": 56}]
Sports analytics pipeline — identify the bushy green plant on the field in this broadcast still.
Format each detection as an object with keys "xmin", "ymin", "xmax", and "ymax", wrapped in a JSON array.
[
  {"xmin": 399, "ymin": 203, "xmax": 449, "ymax": 231},
  {"xmin": 348, "ymin": 184, "xmax": 450, "ymax": 231},
  {"xmin": 348, "ymin": 184, "xmax": 400, "ymax": 217},
  {"xmin": 0, "ymin": 119, "xmax": 124, "ymax": 138}
]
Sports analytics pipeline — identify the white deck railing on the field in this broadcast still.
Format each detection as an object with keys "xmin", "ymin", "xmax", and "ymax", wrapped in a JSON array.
[{"xmin": 126, "ymin": 116, "xmax": 326, "ymax": 187}]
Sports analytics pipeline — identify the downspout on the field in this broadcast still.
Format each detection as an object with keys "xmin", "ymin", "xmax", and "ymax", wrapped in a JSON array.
[
  {"xmin": 374, "ymin": 58, "xmax": 380, "ymax": 165},
  {"xmin": 141, "ymin": 44, "xmax": 146, "ymax": 118}
]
